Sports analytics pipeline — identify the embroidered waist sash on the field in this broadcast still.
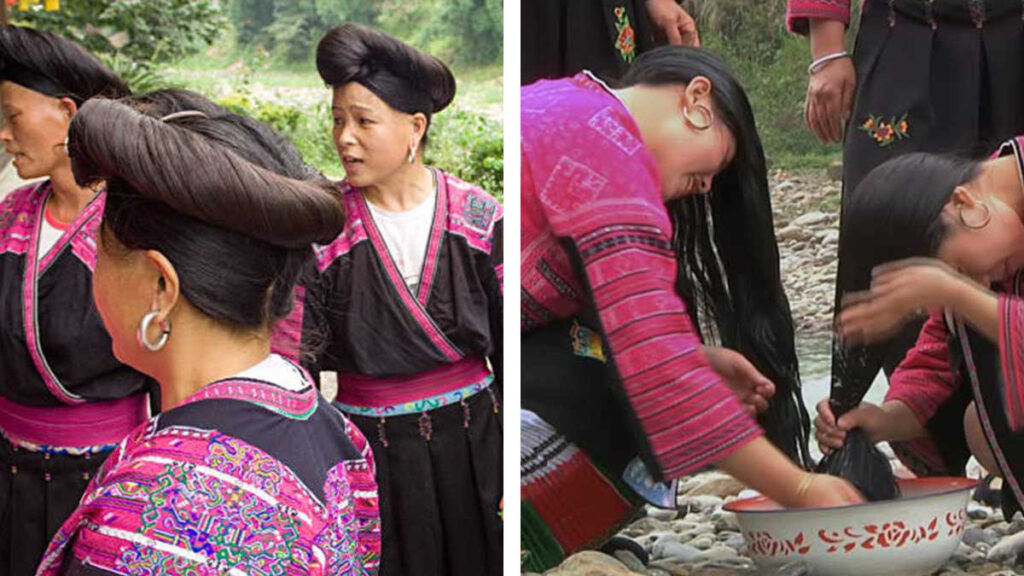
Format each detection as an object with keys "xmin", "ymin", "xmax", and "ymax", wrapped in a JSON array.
[
  {"xmin": 0, "ymin": 393, "xmax": 148, "ymax": 451},
  {"xmin": 334, "ymin": 357, "xmax": 493, "ymax": 417}
]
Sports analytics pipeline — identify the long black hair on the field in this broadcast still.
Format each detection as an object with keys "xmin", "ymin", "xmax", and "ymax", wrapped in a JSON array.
[
  {"xmin": 843, "ymin": 153, "xmax": 981, "ymax": 267},
  {"xmin": 67, "ymin": 98, "xmax": 343, "ymax": 332},
  {"xmin": 0, "ymin": 25, "xmax": 128, "ymax": 103},
  {"xmin": 316, "ymin": 23, "xmax": 455, "ymax": 137},
  {"xmin": 621, "ymin": 46, "xmax": 813, "ymax": 468}
]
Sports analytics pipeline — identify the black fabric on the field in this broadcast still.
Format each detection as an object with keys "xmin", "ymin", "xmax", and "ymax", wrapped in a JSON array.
[
  {"xmin": 522, "ymin": 315, "xmax": 645, "ymax": 482},
  {"xmin": 154, "ymin": 392, "xmax": 363, "ymax": 502},
  {"xmin": 521, "ymin": 0, "xmax": 656, "ymax": 85},
  {"xmin": 347, "ymin": 390, "xmax": 502, "ymax": 576},
  {"xmin": 831, "ymin": 1, "xmax": 1024, "ymax": 412},
  {"xmin": 891, "ymin": 0, "xmax": 1023, "ymax": 25},
  {"xmin": 310, "ymin": 232, "xmax": 499, "ymax": 381},
  {"xmin": 0, "ymin": 437, "xmax": 110, "ymax": 576},
  {"xmin": 950, "ymin": 325, "xmax": 1024, "ymax": 518},
  {"xmin": 816, "ymin": 428, "xmax": 900, "ymax": 501},
  {"xmin": 0, "ymin": 186, "xmax": 153, "ymax": 406}
]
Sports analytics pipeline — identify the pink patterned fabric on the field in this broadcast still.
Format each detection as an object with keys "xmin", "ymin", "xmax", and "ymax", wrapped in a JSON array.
[
  {"xmin": 521, "ymin": 74, "xmax": 761, "ymax": 480},
  {"xmin": 334, "ymin": 356, "xmax": 491, "ymax": 408},
  {"xmin": 0, "ymin": 393, "xmax": 147, "ymax": 449},
  {"xmin": 36, "ymin": 375, "xmax": 381, "ymax": 576},
  {"xmin": 786, "ymin": 0, "xmax": 853, "ymax": 35}
]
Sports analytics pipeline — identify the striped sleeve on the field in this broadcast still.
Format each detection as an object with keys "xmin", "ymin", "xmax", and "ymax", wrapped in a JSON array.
[
  {"xmin": 786, "ymin": 0, "xmax": 851, "ymax": 35},
  {"xmin": 569, "ymin": 224, "xmax": 761, "ymax": 480},
  {"xmin": 997, "ymin": 294, "xmax": 1024, "ymax": 433},
  {"xmin": 886, "ymin": 312, "xmax": 960, "ymax": 426}
]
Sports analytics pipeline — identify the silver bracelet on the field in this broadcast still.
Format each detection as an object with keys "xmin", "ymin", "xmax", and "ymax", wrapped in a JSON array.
[{"xmin": 808, "ymin": 51, "xmax": 850, "ymax": 75}]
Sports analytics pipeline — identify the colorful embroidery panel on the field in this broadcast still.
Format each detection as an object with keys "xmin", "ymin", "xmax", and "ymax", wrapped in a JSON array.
[
  {"xmin": 334, "ymin": 374, "xmax": 494, "ymax": 418},
  {"xmin": 613, "ymin": 6, "xmax": 636, "ymax": 63},
  {"xmin": 37, "ymin": 380, "xmax": 381, "ymax": 576},
  {"xmin": 859, "ymin": 113, "xmax": 910, "ymax": 147}
]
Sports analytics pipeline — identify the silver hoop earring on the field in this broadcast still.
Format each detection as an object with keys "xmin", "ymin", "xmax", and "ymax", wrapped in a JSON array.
[
  {"xmin": 137, "ymin": 310, "xmax": 171, "ymax": 352},
  {"xmin": 683, "ymin": 105, "xmax": 714, "ymax": 131},
  {"xmin": 408, "ymin": 143, "xmax": 418, "ymax": 164},
  {"xmin": 959, "ymin": 202, "xmax": 992, "ymax": 230}
]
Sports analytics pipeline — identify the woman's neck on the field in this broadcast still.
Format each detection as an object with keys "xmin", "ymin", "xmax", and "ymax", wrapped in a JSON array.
[
  {"xmin": 46, "ymin": 164, "xmax": 96, "ymax": 223},
  {"xmin": 153, "ymin": 316, "xmax": 272, "ymax": 411},
  {"xmin": 363, "ymin": 163, "xmax": 434, "ymax": 212},
  {"xmin": 986, "ymin": 154, "xmax": 1024, "ymax": 221}
]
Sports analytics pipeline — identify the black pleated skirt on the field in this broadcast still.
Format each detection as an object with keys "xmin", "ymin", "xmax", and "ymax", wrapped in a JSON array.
[
  {"xmin": 345, "ymin": 388, "xmax": 503, "ymax": 576},
  {"xmin": 0, "ymin": 437, "xmax": 110, "ymax": 575}
]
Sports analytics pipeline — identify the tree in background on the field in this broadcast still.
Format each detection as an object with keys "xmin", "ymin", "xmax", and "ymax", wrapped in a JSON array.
[
  {"xmin": 231, "ymin": 0, "xmax": 501, "ymax": 67},
  {"xmin": 13, "ymin": 0, "xmax": 226, "ymax": 91}
]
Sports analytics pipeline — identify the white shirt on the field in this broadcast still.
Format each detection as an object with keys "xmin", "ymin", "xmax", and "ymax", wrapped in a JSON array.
[
  {"xmin": 366, "ymin": 188, "xmax": 437, "ymax": 292},
  {"xmin": 37, "ymin": 208, "xmax": 65, "ymax": 260},
  {"xmin": 235, "ymin": 353, "xmax": 307, "ymax": 392}
]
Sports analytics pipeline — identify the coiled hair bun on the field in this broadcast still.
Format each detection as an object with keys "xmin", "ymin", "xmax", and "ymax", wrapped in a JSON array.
[
  {"xmin": 68, "ymin": 98, "xmax": 343, "ymax": 248},
  {"xmin": 316, "ymin": 23, "xmax": 455, "ymax": 123}
]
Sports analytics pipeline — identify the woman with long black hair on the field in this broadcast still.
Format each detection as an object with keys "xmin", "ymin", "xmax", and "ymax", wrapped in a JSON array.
[
  {"xmin": 818, "ymin": 136, "xmax": 1024, "ymax": 520},
  {"xmin": 520, "ymin": 46, "xmax": 863, "ymax": 571},
  {"xmin": 0, "ymin": 25, "xmax": 145, "ymax": 574}
]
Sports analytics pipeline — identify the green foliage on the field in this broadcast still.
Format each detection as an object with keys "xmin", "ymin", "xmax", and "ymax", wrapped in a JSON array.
[
  {"xmin": 14, "ymin": 0, "xmax": 226, "ymax": 65},
  {"xmin": 426, "ymin": 109, "xmax": 504, "ymax": 200},
  {"xmin": 98, "ymin": 53, "xmax": 163, "ymax": 94},
  {"xmin": 377, "ymin": 0, "xmax": 502, "ymax": 67},
  {"xmin": 228, "ymin": 0, "xmax": 501, "ymax": 67},
  {"xmin": 684, "ymin": 0, "xmax": 843, "ymax": 169},
  {"xmin": 229, "ymin": 0, "xmax": 378, "ymax": 64}
]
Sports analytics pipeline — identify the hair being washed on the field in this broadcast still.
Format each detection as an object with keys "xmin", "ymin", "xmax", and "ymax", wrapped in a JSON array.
[
  {"xmin": 621, "ymin": 46, "xmax": 814, "ymax": 468},
  {"xmin": 68, "ymin": 98, "xmax": 344, "ymax": 329}
]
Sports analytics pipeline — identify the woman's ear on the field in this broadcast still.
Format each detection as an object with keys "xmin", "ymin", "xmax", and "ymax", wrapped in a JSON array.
[{"xmin": 144, "ymin": 250, "xmax": 181, "ymax": 323}]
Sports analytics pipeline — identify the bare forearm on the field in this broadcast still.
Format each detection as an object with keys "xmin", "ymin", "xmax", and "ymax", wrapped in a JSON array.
[
  {"xmin": 878, "ymin": 400, "xmax": 928, "ymax": 442},
  {"xmin": 714, "ymin": 436, "xmax": 806, "ymax": 507},
  {"xmin": 947, "ymin": 279, "xmax": 1000, "ymax": 343},
  {"xmin": 809, "ymin": 18, "xmax": 847, "ymax": 58}
]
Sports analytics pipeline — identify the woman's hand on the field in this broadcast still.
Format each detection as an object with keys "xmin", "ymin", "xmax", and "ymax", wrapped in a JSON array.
[
  {"xmin": 814, "ymin": 399, "xmax": 890, "ymax": 454},
  {"xmin": 838, "ymin": 258, "xmax": 966, "ymax": 344},
  {"xmin": 805, "ymin": 19, "xmax": 855, "ymax": 143},
  {"xmin": 645, "ymin": 0, "xmax": 700, "ymax": 47},
  {"xmin": 703, "ymin": 346, "xmax": 775, "ymax": 415}
]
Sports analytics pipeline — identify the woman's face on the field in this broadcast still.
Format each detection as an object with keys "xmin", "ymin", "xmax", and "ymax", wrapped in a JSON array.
[
  {"xmin": 937, "ymin": 186, "xmax": 1024, "ymax": 284},
  {"xmin": 0, "ymin": 81, "xmax": 73, "ymax": 179},
  {"xmin": 92, "ymin": 225, "xmax": 165, "ymax": 373},
  {"xmin": 330, "ymin": 82, "xmax": 425, "ymax": 188},
  {"xmin": 641, "ymin": 77, "xmax": 736, "ymax": 202}
]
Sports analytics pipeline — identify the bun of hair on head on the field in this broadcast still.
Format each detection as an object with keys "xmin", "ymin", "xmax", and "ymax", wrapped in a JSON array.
[
  {"xmin": 316, "ymin": 23, "xmax": 455, "ymax": 120},
  {"xmin": 68, "ymin": 99, "xmax": 344, "ymax": 248},
  {"xmin": 132, "ymin": 88, "xmax": 228, "ymax": 119},
  {"xmin": 0, "ymin": 25, "xmax": 129, "ymax": 104},
  {"xmin": 131, "ymin": 88, "xmax": 323, "ymax": 183}
]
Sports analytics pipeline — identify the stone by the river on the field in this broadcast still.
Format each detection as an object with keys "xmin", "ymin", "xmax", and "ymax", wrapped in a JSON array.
[
  {"xmin": 544, "ymin": 551, "xmax": 636, "ymax": 576},
  {"xmin": 792, "ymin": 211, "xmax": 830, "ymax": 227},
  {"xmin": 651, "ymin": 541, "xmax": 702, "ymax": 563},
  {"xmin": 985, "ymin": 530, "xmax": 1024, "ymax": 562},
  {"xmin": 612, "ymin": 550, "xmax": 646, "ymax": 573}
]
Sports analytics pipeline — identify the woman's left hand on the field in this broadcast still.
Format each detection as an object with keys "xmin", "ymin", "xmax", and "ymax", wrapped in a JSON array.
[
  {"xmin": 646, "ymin": 0, "xmax": 700, "ymax": 47},
  {"xmin": 703, "ymin": 346, "xmax": 775, "ymax": 415},
  {"xmin": 838, "ymin": 258, "xmax": 967, "ymax": 344}
]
